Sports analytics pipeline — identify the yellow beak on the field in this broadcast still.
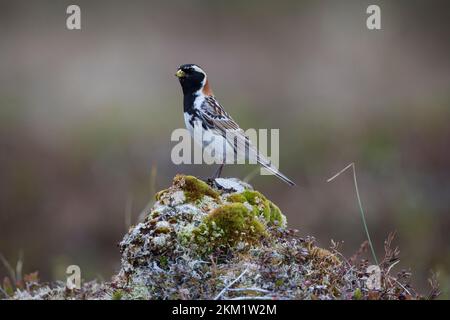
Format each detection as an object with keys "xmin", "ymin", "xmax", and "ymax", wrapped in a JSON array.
[{"xmin": 175, "ymin": 69, "xmax": 185, "ymax": 78}]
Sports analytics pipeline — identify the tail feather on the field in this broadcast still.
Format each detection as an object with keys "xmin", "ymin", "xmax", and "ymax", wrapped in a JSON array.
[
  {"xmin": 219, "ymin": 127, "xmax": 295, "ymax": 186},
  {"xmin": 257, "ymin": 158, "xmax": 296, "ymax": 186}
]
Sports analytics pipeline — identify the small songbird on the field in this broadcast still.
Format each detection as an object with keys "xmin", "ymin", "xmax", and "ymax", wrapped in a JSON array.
[{"xmin": 175, "ymin": 64, "xmax": 295, "ymax": 186}]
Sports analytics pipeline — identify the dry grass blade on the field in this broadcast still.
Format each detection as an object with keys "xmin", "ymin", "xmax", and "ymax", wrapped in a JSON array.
[
  {"xmin": 327, "ymin": 162, "xmax": 379, "ymax": 265},
  {"xmin": 0, "ymin": 253, "xmax": 16, "ymax": 282}
]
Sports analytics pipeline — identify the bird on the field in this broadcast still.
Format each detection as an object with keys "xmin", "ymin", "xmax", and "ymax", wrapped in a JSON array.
[{"xmin": 175, "ymin": 64, "xmax": 295, "ymax": 186}]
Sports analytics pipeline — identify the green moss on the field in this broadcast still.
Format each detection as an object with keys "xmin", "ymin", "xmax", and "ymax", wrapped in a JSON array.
[
  {"xmin": 159, "ymin": 256, "xmax": 169, "ymax": 268},
  {"xmin": 353, "ymin": 288, "xmax": 363, "ymax": 300},
  {"xmin": 155, "ymin": 188, "xmax": 170, "ymax": 201},
  {"xmin": 275, "ymin": 279, "xmax": 284, "ymax": 288},
  {"xmin": 228, "ymin": 190, "xmax": 286, "ymax": 227},
  {"xmin": 112, "ymin": 289, "xmax": 124, "ymax": 300},
  {"xmin": 226, "ymin": 193, "xmax": 247, "ymax": 203},
  {"xmin": 174, "ymin": 175, "xmax": 220, "ymax": 202},
  {"xmin": 268, "ymin": 202, "xmax": 285, "ymax": 226},
  {"xmin": 240, "ymin": 190, "xmax": 264, "ymax": 204},
  {"xmin": 192, "ymin": 203, "xmax": 266, "ymax": 252}
]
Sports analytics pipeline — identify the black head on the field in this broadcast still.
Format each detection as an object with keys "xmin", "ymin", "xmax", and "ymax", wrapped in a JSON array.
[{"xmin": 175, "ymin": 64, "xmax": 206, "ymax": 95}]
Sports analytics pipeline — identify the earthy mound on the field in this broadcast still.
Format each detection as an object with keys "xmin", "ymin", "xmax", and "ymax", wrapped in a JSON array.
[{"xmin": 6, "ymin": 175, "xmax": 429, "ymax": 300}]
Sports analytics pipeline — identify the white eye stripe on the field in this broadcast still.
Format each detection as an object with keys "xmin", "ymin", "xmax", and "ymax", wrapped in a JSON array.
[
  {"xmin": 191, "ymin": 65, "xmax": 206, "ymax": 75},
  {"xmin": 188, "ymin": 65, "xmax": 207, "ymax": 89}
]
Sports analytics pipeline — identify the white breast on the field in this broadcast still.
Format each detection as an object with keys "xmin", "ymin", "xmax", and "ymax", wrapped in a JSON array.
[{"xmin": 183, "ymin": 112, "xmax": 236, "ymax": 164}]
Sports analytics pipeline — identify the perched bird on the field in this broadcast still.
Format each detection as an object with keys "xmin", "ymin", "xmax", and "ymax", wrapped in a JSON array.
[{"xmin": 175, "ymin": 64, "xmax": 295, "ymax": 186}]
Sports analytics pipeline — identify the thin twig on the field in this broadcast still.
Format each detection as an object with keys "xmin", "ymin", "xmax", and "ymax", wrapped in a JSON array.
[
  {"xmin": 214, "ymin": 268, "xmax": 249, "ymax": 300},
  {"xmin": 230, "ymin": 296, "xmax": 280, "ymax": 300},
  {"xmin": 386, "ymin": 260, "xmax": 400, "ymax": 276},
  {"xmin": 393, "ymin": 278, "xmax": 412, "ymax": 296},
  {"xmin": 327, "ymin": 162, "xmax": 379, "ymax": 265},
  {"xmin": 228, "ymin": 287, "xmax": 271, "ymax": 294}
]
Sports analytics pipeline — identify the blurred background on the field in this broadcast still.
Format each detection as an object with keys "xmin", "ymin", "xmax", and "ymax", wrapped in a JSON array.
[{"xmin": 0, "ymin": 0, "xmax": 449, "ymax": 297}]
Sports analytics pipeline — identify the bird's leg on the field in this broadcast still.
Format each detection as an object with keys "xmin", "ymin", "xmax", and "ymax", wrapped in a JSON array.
[
  {"xmin": 212, "ymin": 163, "xmax": 225, "ymax": 179},
  {"xmin": 206, "ymin": 164, "xmax": 224, "ymax": 185}
]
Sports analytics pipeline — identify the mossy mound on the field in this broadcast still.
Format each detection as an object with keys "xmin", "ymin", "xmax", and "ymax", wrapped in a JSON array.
[
  {"xmin": 124, "ymin": 175, "xmax": 287, "ymax": 261},
  {"xmin": 110, "ymin": 175, "xmax": 423, "ymax": 300},
  {"xmin": 150, "ymin": 175, "xmax": 287, "ymax": 256},
  {"xmin": 5, "ymin": 175, "xmax": 427, "ymax": 300}
]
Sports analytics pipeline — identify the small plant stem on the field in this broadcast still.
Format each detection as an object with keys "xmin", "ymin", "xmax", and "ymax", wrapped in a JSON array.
[{"xmin": 327, "ymin": 163, "xmax": 379, "ymax": 265}]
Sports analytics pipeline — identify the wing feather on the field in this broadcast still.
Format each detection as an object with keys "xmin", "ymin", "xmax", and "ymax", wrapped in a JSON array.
[{"xmin": 199, "ymin": 96, "xmax": 295, "ymax": 186}]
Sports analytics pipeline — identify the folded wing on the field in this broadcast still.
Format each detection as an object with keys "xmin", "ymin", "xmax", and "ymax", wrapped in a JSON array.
[{"xmin": 199, "ymin": 96, "xmax": 295, "ymax": 186}]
